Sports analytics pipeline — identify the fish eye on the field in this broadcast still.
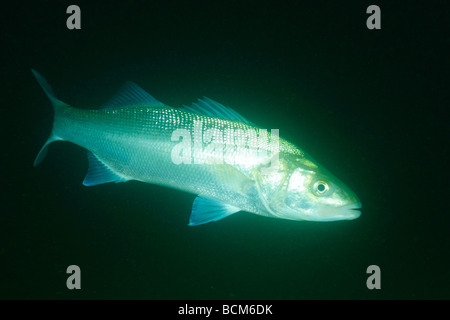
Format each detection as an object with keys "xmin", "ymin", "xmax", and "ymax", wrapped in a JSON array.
[{"xmin": 313, "ymin": 180, "xmax": 329, "ymax": 195}]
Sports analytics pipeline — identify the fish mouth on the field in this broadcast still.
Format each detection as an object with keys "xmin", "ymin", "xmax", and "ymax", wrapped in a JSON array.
[
  {"xmin": 317, "ymin": 201, "xmax": 362, "ymax": 221},
  {"xmin": 344, "ymin": 201, "xmax": 362, "ymax": 219}
]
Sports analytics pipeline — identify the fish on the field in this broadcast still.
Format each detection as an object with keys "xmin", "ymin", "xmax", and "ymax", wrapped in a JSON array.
[{"xmin": 32, "ymin": 69, "xmax": 361, "ymax": 225}]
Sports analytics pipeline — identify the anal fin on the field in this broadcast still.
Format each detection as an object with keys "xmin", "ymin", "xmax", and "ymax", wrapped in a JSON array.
[{"xmin": 83, "ymin": 152, "xmax": 128, "ymax": 186}]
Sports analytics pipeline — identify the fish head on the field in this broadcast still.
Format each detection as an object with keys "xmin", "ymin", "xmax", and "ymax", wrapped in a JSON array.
[{"xmin": 256, "ymin": 155, "xmax": 361, "ymax": 222}]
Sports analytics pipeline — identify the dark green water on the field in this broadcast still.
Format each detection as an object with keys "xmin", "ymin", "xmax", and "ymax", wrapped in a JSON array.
[{"xmin": 1, "ymin": 1, "xmax": 448, "ymax": 299}]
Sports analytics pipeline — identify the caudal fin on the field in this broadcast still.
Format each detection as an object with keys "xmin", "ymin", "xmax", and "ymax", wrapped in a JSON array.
[{"xmin": 32, "ymin": 69, "xmax": 70, "ymax": 166}]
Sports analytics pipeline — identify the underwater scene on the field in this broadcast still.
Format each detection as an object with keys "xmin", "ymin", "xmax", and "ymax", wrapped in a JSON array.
[{"xmin": 1, "ymin": 1, "xmax": 448, "ymax": 300}]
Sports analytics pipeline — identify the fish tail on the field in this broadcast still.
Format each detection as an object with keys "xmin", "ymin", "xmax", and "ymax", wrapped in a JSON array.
[{"xmin": 31, "ymin": 69, "xmax": 70, "ymax": 166}]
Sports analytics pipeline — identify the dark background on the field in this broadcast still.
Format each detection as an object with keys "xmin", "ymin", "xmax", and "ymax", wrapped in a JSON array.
[{"xmin": 1, "ymin": 0, "xmax": 448, "ymax": 299}]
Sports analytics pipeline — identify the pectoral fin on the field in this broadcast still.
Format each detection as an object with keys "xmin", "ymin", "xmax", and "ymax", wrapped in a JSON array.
[
  {"xmin": 209, "ymin": 164, "xmax": 255, "ymax": 195},
  {"xmin": 188, "ymin": 196, "xmax": 241, "ymax": 226}
]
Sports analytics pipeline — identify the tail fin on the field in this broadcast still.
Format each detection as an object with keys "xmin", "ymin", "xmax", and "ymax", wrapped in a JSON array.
[{"xmin": 32, "ymin": 69, "xmax": 69, "ymax": 166}]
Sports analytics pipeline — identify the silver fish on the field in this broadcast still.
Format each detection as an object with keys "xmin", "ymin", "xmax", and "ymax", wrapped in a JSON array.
[{"xmin": 32, "ymin": 70, "xmax": 361, "ymax": 225}]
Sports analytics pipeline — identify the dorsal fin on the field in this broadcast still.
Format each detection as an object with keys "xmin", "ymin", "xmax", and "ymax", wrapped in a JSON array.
[
  {"xmin": 101, "ymin": 81, "xmax": 165, "ymax": 109},
  {"xmin": 182, "ymin": 97, "xmax": 252, "ymax": 125}
]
